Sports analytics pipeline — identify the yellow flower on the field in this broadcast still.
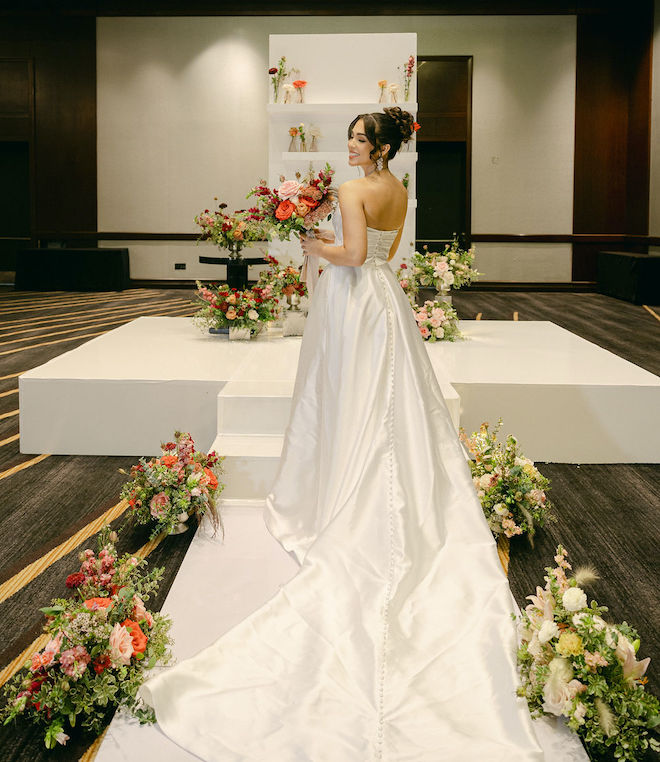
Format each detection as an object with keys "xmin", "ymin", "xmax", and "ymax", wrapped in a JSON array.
[
  {"xmin": 523, "ymin": 463, "xmax": 536, "ymax": 477},
  {"xmin": 556, "ymin": 631, "xmax": 583, "ymax": 657}
]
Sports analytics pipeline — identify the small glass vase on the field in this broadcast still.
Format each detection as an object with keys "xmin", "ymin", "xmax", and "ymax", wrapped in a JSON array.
[
  {"xmin": 296, "ymin": 86, "xmax": 305, "ymax": 103},
  {"xmin": 378, "ymin": 88, "xmax": 387, "ymax": 104},
  {"xmin": 309, "ymin": 135, "xmax": 318, "ymax": 152},
  {"xmin": 229, "ymin": 326, "xmax": 252, "ymax": 341},
  {"xmin": 169, "ymin": 511, "xmax": 190, "ymax": 535},
  {"xmin": 288, "ymin": 135, "xmax": 299, "ymax": 152}
]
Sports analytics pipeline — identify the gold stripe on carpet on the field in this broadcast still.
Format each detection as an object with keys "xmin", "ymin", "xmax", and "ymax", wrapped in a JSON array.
[
  {"xmin": 79, "ymin": 728, "xmax": 109, "ymax": 762},
  {"xmin": 0, "ymin": 387, "xmax": 18, "ymax": 397},
  {"xmin": 0, "ymin": 288, "xmax": 149, "ymax": 302},
  {"xmin": 0, "ymin": 634, "xmax": 50, "ymax": 688},
  {"xmin": 497, "ymin": 535, "xmax": 510, "ymax": 576},
  {"xmin": 513, "ymin": 311, "xmax": 519, "ymax": 321},
  {"xmin": 0, "ymin": 289, "xmax": 152, "ymax": 312},
  {"xmin": 642, "ymin": 304, "xmax": 660, "ymax": 322},
  {"xmin": 0, "ymin": 499, "xmax": 130, "ymax": 605},
  {"xmin": 0, "ymin": 299, "xmax": 193, "ymax": 338},
  {"xmin": 0, "ymin": 304, "xmax": 196, "ymax": 346},
  {"xmin": 0, "ymin": 433, "xmax": 20, "ymax": 448},
  {"xmin": 0, "ymin": 298, "xmax": 191, "ymax": 331},
  {"xmin": 0, "ymin": 370, "xmax": 27, "ymax": 381},
  {"xmin": 0, "ymin": 408, "xmax": 19, "ymax": 420},
  {"xmin": 0, "ymin": 291, "xmax": 155, "ymax": 315},
  {"xmin": 475, "ymin": 312, "xmax": 482, "ymax": 320},
  {"xmin": 0, "ymin": 308, "xmax": 196, "ymax": 357},
  {"xmin": 0, "ymin": 453, "xmax": 51, "ymax": 482}
]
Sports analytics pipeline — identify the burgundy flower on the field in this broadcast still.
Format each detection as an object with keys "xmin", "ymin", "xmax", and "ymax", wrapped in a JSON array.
[
  {"xmin": 66, "ymin": 572, "xmax": 85, "ymax": 589},
  {"xmin": 268, "ymin": 67, "xmax": 278, "ymax": 74}
]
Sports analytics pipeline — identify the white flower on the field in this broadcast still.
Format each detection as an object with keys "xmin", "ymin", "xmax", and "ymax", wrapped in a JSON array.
[
  {"xmin": 572, "ymin": 612, "xmax": 606, "ymax": 631},
  {"xmin": 562, "ymin": 586, "xmax": 587, "ymax": 612},
  {"xmin": 494, "ymin": 502, "xmax": 508, "ymax": 516},
  {"xmin": 542, "ymin": 657, "xmax": 574, "ymax": 716},
  {"xmin": 538, "ymin": 620, "xmax": 560, "ymax": 644},
  {"xmin": 479, "ymin": 474, "xmax": 493, "ymax": 489},
  {"xmin": 573, "ymin": 702, "xmax": 587, "ymax": 725},
  {"xmin": 55, "ymin": 732, "xmax": 70, "ymax": 746},
  {"xmin": 247, "ymin": 309, "xmax": 259, "ymax": 321}
]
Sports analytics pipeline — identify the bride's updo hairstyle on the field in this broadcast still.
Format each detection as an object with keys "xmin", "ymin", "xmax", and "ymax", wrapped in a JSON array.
[{"xmin": 348, "ymin": 106, "xmax": 415, "ymax": 163}]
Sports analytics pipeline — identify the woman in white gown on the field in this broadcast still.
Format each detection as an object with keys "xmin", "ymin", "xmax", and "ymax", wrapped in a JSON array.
[{"xmin": 139, "ymin": 107, "xmax": 587, "ymax": 762}]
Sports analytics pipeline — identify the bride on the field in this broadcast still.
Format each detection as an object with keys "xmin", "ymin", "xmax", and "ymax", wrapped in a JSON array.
[{"xmin": 139, "ymin": 107, "xmax": 588, "ymax": 761}]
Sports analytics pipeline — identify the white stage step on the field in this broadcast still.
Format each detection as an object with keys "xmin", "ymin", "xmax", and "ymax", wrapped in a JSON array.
[
  {"xmin": 211, "ymin": 434, "xmax": 283, "ymax": 500},
  {"xmin": 217, "ymin": 379, "xmax": 294, "ymax": 436}
]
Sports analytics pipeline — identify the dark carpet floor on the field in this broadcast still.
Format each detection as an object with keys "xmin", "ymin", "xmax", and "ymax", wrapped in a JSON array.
[{"xmin": 0, "ymin": 285, "xmax": 658, "ymax": 761}]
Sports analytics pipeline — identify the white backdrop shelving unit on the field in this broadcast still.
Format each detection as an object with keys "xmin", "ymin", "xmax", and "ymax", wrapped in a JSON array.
[{"xmin": 265, "ymin": 33, "xmax": 418, "ymax": 276}]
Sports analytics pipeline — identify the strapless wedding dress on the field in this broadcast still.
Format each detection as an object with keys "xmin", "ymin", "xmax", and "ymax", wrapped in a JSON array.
[{"xmin": 139, "ymin": 208, "xmax": 588, "ymax": 761}]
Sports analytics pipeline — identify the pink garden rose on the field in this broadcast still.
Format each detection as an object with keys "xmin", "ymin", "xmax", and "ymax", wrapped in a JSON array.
[
  {"xmin": 276, "ymin": 180, "xmax": 301, "ymax": 200},
  {"xmin": 149, "ymin": 492, "xmax": 170, "ymax": 519},
  {"xmin": 109, "ymin": 623, "xmax": 134, "ymax": 667},
  {"xmin": 59, "ymin": 645, "xmax": 91, "ymax": 680},
  {"xmin": 419, "ymin": 326, "xmax": 430, "ymax": 338}
]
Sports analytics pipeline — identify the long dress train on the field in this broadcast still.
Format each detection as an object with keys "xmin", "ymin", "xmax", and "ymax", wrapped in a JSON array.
[{"xmin": 139, "ymin": 208, "xmax": 588, "ymax": 761}]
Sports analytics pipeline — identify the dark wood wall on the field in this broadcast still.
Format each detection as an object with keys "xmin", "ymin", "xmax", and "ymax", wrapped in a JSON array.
[
  {"xmin": 0, "ymin": 16, "xmax": 96, "ymax": 270},
  {"xmin": 572, "ymin": 1, "xmax": 654, "ymax": 280}
]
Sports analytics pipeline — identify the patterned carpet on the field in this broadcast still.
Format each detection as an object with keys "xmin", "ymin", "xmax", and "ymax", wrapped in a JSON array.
[{"xmin": 0, "ymin": 285, "xmax": 658, "ymax": 761}]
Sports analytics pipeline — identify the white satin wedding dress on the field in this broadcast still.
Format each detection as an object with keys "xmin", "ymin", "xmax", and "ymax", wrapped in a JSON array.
[{"xmin": 139, "ymin": 208, "xmax": 588, "ymax": 761}]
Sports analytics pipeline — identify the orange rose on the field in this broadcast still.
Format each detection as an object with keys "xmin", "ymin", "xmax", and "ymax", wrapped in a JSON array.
[
  {"xmin": 161, "ymin": 454, "xmax": 177, "ymax": 467},
  {"xmin": 275, "ymin": 200, "xmax": 295, "ymax": 220},
  {"xmin": 204, "ymin": 467, "xmax": 218, "ymax": 490},
  {"xmin": 299, "ymin": 196, "xmax": 319, "ymax": 209},
  {"xmin": 121, "ymin": 619, "xmax": 148, "ymax": 654},
  {"xmin": 84, "ymin": 597, "xmax": 114, "ymax": 611},
  {"xmin": 295, "ymin": 203, "xmax": 310, "ymax": 217}
]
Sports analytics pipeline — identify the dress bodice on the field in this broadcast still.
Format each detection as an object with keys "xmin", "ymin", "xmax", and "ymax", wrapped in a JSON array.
[{"xmin": 331, "ymin": 205, "xmax": 398, "ymax": 266}]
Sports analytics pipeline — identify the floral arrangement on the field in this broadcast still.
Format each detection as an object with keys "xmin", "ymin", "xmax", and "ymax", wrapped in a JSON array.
[
  {"xmin": 119, "ymin": 431, "xmax": 224, "ymax": 539},
  {"xmin": 308, "ymin": 125, "xmax": 321, "ymax": 151},
  {"xmin": 288, "ymin": 126, "xmax": 299, "ymax": 151},
  {"xmin": 256, "ymin": 254, "xmax": 310, "ymax": 301},
  {"xmin": 398, "ymin": 54, "xmax": 425, "ymax": 101},
  {"xmin": 378, "ymin": 79, "xmax": 387, "ymax": 103},
  {"xmin": 246, "ymin": 163, "xmax": 335, "ymax": 242},
  {"xmin": 413, "ymin": 298, "xmax": 461, "ymax": 342},
  {"xmin": 193, "ymin": 281, "xmax": 280, "ymax": 331},
  {"xmin": 458, "ymin": 418, "xmax": 555, "ymax": 543},
  {"xmin": 298, "ymin": 122, "xmax": 307, "ymax": 151},
  {"xmin": 268, "ymin": 56, "xmax": 295, "ymax": 103},
  {"xmin": 0, "ymin": 527, "xmax": 172, "ymax": 748},
  {"xmin": 388, "ymin": 83, "xmax": 400, "ymax": 103},
  {"xmin": 407, "ymin": 240, "xmax": 481, "ymax": 295},
  {"xmin": 517, "ymin": 546, "xmax": 660, "ymax": 761},
  {"xmin": 194, "ymin": 199, "xmax": 269, "ymax": 259}
]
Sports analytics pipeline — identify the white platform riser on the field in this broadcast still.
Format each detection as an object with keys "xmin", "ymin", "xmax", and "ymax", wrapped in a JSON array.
[
  {"xmin": 216, "ymin": 452, "xmax": 281, "ymax": 500},
  {"xmin": 218, "ymin": 395, "xmax": 292, "ymax": 437}
]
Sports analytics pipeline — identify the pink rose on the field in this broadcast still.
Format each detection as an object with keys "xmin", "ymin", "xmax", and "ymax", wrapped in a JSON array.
[
  {"xmin": 149, "ymin": 492, "xmax": 170, "ymax": 519},
  {"xmin": 59, "ymin": 645, "xmax": 90, "ymax": 680},
  {"xmin": 276, "ymin": 180, "xmax": 301, "ymax": 200},
  {"xmin": 109, "ymin": 623, "xmax": 134, "ymax": 666},
  {"xmin": 419, "ymin": 326, "xmax": 430, "ymax": 338}
]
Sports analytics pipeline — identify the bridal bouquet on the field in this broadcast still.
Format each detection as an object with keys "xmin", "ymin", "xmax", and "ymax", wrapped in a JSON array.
[
  {"xmin": 413, "ymin": 298, "xmax": 461, "ymax": 342},
  {"xmin": 119, "ymin": 431, "xmax": 224, "ymax": 539},
  {"xmin": 193, "ymin": 281, "xmax": 280, "ymax": 331},
  {"xmin": 0, "ymin": 527, "xmax": 173, "ymax": 749},
  {"xmin": 246, "ymin": 163, "xmax": 335, "ymax": 242},
  {"xmin": 194, "ymin": 200, "xmax": 269, "ymax": 259},
  {"xmin": 458, "ymin": 417, "xmax": 555, "ymax": 543},
  {"xmin": 517, "ymin": 546, "xmax": 660, "ymax": 761},
  {"xmin": 408, "ymin": 239, "xmax": 481, "ymax": 295}
]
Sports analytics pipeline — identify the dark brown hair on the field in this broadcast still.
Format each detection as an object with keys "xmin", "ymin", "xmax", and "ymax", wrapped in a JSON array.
[{"xmin": 347, "ymin": 106, "xmax": 415, "ymax": 163}]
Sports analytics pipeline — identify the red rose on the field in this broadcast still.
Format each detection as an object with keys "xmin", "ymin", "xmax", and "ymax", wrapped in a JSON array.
[
  {"xmin": 275, "ymin": 200, "xmax": 295, "ymax": 220},
  {"xmin": 299, "ymin": 196, "xmax": 319, "ymax": 209}
]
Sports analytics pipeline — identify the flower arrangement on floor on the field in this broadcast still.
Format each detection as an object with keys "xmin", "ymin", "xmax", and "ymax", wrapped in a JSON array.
[
  {"xmin": 256, "ymin": 254, "xmax": 309, "ymax": 302},
  {"xmin": 458, "ymin": 417, "xmax": 555, "ymax": 543},
  {"xmin": 246, "ymin": 163, "xmax": 335, "ymax": 242},
  {"xmin": 194, "ymin": 200, "xmax": 269, "ymax": 260},
  {"xmin": 408, "ymin": 240, "xmax": 481, "ymax": 295},
  {"xmin": 517, "ymin": 546, "xmax": 660, "ymax": 761},
  {"xmin": 0, "ymin": 527, "xmax": 172, "ymax": 749},
  {"xmin": 193, "ymin": 281, "xmax": 280, "ymax": 333},
  {"xmin": 413, "ymin": 298, "xmax": 461, "ymax": 342},
  {"xmin": 395, "ymin": 260, "xmax": 419, "ymax": 307},
  {"xmin": 119, "ymin": 431, "xmax": 224, "ymax": 540}
]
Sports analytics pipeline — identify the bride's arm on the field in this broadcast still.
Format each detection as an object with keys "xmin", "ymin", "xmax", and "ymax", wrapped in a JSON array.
[
  {"xmin": 387, "ymin": 225, "xmax": 404, "ymax": 261},
  {"xmin": 300, "ymin": 182, "xmax": 367, "ymax": 267}
]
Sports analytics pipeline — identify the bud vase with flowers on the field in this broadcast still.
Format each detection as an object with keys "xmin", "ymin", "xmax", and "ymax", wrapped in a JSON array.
[
  {"xmin": 194, "ymin": 200, "xmax": 269, "ymax": 261},
  {"xmin": 268, "ymin": 56, "xmax": 291, "ymax": 103}
]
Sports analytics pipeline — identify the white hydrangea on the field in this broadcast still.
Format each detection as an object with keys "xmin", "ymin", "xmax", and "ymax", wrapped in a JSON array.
[{"xmin": 562, "ymin": 587, "xmax": 587, "ymax": 612}]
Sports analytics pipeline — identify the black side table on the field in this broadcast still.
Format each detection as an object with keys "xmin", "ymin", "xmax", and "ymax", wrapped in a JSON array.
[
  {"xmin": 198, "ymin": 255, "xmax": 269, "ymax": 289},
  {"xmin": 596, "ymin": 251, "xmax": 660, "ymax": 305}
]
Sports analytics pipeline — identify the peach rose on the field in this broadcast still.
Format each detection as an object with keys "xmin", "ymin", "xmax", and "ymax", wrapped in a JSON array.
[
  {"xmin": 108, "ymin": 623, "xmax": 133, "ymax": 667},
  {"xmin": 121, "ymin": 619, "xmax": 148, "ymax": 654},
  {"xmin": 203, "ymin": 467, "xmax": 218, "ymax": 491},
  {"xmin": 276, "ymin": 180, "xmax": 301, "ymax": 200},
  {"xmin": 149, "ymin": 491, "xmax": 170, "ymax": 519},
  {"xmin": 84, "ymin": 597, "xmax": 114, "ymax": 611},
  {"xmin": 295, "ymin": 203, "xmax": 310, "ymax": 217}
]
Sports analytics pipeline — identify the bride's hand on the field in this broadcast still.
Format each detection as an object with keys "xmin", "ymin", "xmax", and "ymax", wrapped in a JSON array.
[
  {"xmin": 313, "ymin": 228, "xmax": 335, "ymax": 244},
  {"xmin": 300, "ymin": 232, "xmax": 325, "ymax": 258}
]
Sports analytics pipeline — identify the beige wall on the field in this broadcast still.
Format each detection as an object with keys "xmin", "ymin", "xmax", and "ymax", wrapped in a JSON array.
[{"xmin": 97, "ymin": 15, "xmax": 576, "ymax": 281}]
